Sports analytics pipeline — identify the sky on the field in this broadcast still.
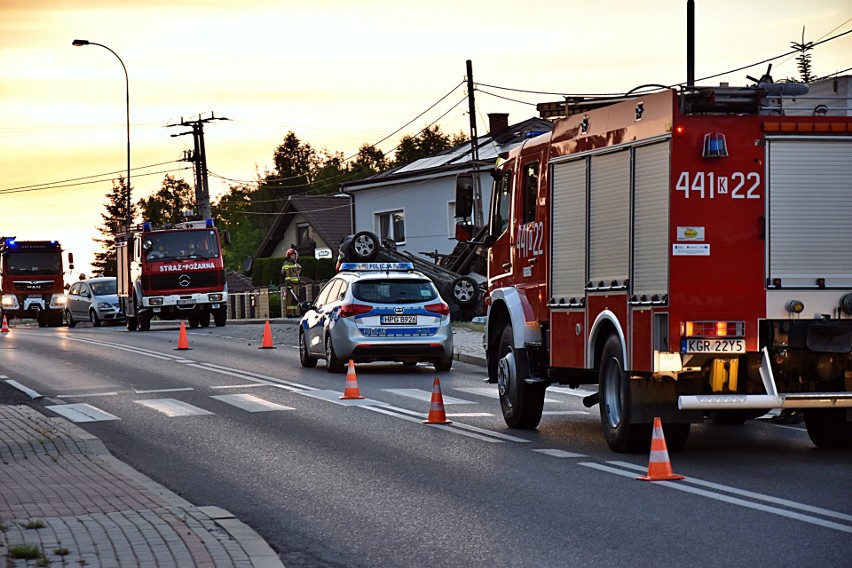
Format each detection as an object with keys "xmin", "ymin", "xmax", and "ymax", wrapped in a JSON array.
[{"xmin": 1, "ymin": 0, "xmax": 850, "ymax": 278}]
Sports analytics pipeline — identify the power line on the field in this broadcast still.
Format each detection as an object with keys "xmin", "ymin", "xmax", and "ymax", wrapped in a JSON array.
[
  {"xmin": 0, "ymin": 167, "xmax": 190, "ymax": 195},
  {"xmin": 0, "ymin": 160, "xmax": 180, "ymax": 194}
]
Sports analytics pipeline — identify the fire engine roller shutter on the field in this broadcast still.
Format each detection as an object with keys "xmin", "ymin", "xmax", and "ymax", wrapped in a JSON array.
[
  {"xmin": 767, "ymin": 138, "xmax": 852, "ymax": 287},
  {"xmin": 632, "ymin": 142, "xmax": 670, "ymax": 297},
  {"xmin": 589, "ymin": 150, "xmax": 630, "ymax": 286},
  {"xmin": 551, "ymin": 158, "xmax": 587, "ymax": 301}
]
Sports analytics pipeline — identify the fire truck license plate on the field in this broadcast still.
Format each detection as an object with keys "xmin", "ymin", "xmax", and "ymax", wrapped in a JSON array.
[
  {"xmin": 176, "ymin": 299, "xmax": 195, "ymax": 305},
  {"xmin": 381, "ymin": 315, "xmax": 416, "ymax": 325},
  {"xmin": 683, "ymin": 339, "xmax": 745, "ymax": 354}
]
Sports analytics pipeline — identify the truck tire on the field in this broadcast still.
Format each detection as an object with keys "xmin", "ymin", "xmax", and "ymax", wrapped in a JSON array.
[
  {"xmin": 349, "ymin": 231, "xmax": 380, "ymax": 262},
  {"xmin": 497, "ymin": 324, "xmax": 545, "ymax": 429},
  {"xmin": 138, "ymin": 312, "xmax": 151, "ymax": 332},
  {"xmin": 299, "ymin": 330, "xmax": 318, "ymax": 368},
  {"xmin": 213, "ymin": 308, "xmax": 227, "ymax": 327},
  {"xmin": 444, "ymin": 276, "xmax": 478, "ymax": 307},
  {"xmin": 599, "ymin": 333, "xmax": 651, "ymax": 453},
  {"xmin": 804, "ymin": 409, "xmax": 852, "ymax": 449},
  {"xmin": 126, "ymin": 316, "xmax": 138, "ymax": 331}
]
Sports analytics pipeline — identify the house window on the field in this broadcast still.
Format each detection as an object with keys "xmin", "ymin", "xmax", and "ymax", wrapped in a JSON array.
[
  {"xmin": 296, "ymin": 223, "xmax": 315, "ymax": 256},
  {"xmin": 376, "ymin": 210, "xmax": 405, "ymax": 244},
  {"xmin": 522, "ymin": 161, "xmax": 539, "ymax": 224}
]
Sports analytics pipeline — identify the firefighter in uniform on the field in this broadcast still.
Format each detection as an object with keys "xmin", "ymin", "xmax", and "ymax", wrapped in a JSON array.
[{"xmin": 281, "ymin": 248, "xmax": 302, "ymax": 317}]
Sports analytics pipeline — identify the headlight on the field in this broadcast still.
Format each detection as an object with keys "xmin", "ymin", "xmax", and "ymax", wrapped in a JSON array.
[
  {"xmin": 2, "ymin": 295, "xmax": 19, "ymax": 309},
  {"xmin": 148, "ymin": 297, "xmax": 164, "ymax": 306},
  {"xmin": 97, "ymin": 302, "xmax": 113, "ymax": 309},
  {"xmin": 50, "ymin": 294, "xmax": 67, "ymax": 307},
  {"xmin": 208, "ymin": 293, "xmax": 224, "ymax": 302}
]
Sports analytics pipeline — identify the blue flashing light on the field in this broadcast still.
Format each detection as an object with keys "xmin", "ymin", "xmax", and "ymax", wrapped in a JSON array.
[
  {"xmin": 205, "ymin": 219, "xmax": 214, "ymax": 228},
  {"xmin": 340, "ymin": 262, "xmax": 414, "ymax": 272},
  {"xmin": 8, "ymin": 239, "xmax": 16, "ymax": 246},
  {"xmin": 143, "ymin": 222, "xmax": 152, "ymax": 232}
]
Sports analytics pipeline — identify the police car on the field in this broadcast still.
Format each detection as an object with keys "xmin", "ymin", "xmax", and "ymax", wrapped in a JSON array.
[{"xmin": 299, "ymin": 263, "xmax": 453, "ymax": 372}]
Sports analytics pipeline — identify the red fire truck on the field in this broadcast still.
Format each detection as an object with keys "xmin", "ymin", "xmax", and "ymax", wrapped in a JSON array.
[
  {"xmin": 0, "ymin": 238, "xmax": 73, "ymax": 328},
  {"xmin": 456, "ymin": 84, "xmax": 852, "ymax": 451},
  {"xmin": 116, "ymin": 219, "xmax": 228, "ymax": 331}
]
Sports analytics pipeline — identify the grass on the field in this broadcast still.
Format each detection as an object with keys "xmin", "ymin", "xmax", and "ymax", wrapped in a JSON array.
[
  {"xmin": 8, "ymin": 544, "xmax": 44, "ymax": 559},
  {"xmin": 453, "ymin": 321, "xmax": 485, "ymax": 333},
  {"xmin": 19, "ymin": 518, "xmax": 45, "ymax": 529}
]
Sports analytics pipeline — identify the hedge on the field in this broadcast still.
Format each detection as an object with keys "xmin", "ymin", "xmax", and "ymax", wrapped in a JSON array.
[{"xmin": 251, "ymin": 256, "xmax": 337, "ymax": 287}]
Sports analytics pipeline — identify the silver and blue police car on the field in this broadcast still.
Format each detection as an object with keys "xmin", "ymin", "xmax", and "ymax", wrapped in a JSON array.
[{"xmin": 299, "ymin": 263, "xmax": 453, "ymax": 372}]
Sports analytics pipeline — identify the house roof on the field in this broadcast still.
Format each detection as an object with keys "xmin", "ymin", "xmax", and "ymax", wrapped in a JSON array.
[
  {"xmin": 341, "ymin": 116, "xmax": 553, "ymax": 191},
  {"xmin": 226, "ymin": 271, "xmax": 256, "ymax": 293},
  {"xmin": 254, "ymin": 195, "xmax": 353, "ymax": 259}
]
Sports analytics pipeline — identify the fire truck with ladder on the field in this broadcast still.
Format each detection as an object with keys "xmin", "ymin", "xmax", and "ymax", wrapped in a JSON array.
[
  {"xmin": 455, "ymin": 81, "xmax": 852, "ymax": 451},
  {"xmin": 116, "ymin": 219, "xmax": 229, "ymax": 331},
  {"xmin": 0, "ymin": 238, "xmax": 73, "ymax": 328}
]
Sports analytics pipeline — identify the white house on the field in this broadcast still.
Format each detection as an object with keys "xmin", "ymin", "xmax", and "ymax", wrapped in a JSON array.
[{"xmin": 341, "ymin": 114, "xmax": 552, "ymax": 262}]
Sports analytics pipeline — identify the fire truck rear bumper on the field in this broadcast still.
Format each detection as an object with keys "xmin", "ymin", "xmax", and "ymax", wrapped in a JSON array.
[{"xmin": 679, "ymin": 347, "xmax": 852, "ymax": 410}]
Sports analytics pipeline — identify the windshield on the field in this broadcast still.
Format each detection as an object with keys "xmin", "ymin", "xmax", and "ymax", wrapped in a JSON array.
[
  {"xmin": 89, "ymin": 280, "xmax": 117, "ymax": 295},
  {"xmin": 352, "ymin": 279, "xmax": 437, "ymax": 304},
  {"xmin": 4, "ymin": 251, "xmax": 62, "ymax": 275},
  {"xmin": 144, "ymin": 230, "xmax": 220, "ymax": 261}
]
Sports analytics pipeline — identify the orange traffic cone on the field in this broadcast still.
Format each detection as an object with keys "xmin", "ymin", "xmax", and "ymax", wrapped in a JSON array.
[
  {"xmin": 340, "ymin": 360, "xmax": 364, "ymax": 400},
  {"xmin": 423, "ymin": 377, "xmax": 452, "ymax": 424},
  {"xmin": 175, "ymin": 321, "xmax": 192, "ymax": 350},
  {"xmin": 1, "ymin": 315, "xmax": 10, "ymax": 333},
  {"xmin": 637, "ymin": 417, "xmax": 684, "ymax": 481},
  {"xmin": 259, "ymin": 321, "xmax": 275, "ymax": 349}
]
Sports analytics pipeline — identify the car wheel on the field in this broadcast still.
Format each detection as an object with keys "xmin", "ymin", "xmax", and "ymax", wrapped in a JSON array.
[
  {"xmin": 434, "ymin": 358, "xmax": 452, "ymax": 372},
  {"xmin": 299, "ymin": 331, "xmax": 318, "ymax": 368},
  {"xmin": 349, "ymin": 231, "xmax": 380, "ymax": 262},
  {"xmin": 66, "ymin": 309, "xmax": 77, "ymax": 328},
  {"xmin": 599, "ymin": 333, "xmax": 650, "ymax": 453},
  {"xmin": 497, "ymin": 324, "xmax": 545, "ymax": 429},
  {"xmin": 325, "ymin": 336, "xmax": 345, "ymax": 373},
  {"xmin": 90, "ymin": 310, "xmax": 102, "ymax": 328},
  {"xmin": 445, "ymin": 276, "xmax": 478, "ymax": 307}
]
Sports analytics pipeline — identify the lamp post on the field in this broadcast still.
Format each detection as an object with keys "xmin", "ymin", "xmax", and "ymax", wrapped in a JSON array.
[{"xmin": 72, "ymin": 39, "xmax": 131, "ymax": 231}]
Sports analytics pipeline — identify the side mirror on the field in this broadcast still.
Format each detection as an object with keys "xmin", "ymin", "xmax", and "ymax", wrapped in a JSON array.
[
  {"xmin": 222, "ymin": 230, "xmax": 232, "ymax": 246},
  {"xmin": 299, "ymin": 300, "xmax": 313, "ymax": 312},
  {"xmin": 455, "ymin": 221, "xmax": 474, "ymax": 243},
  {"xmin": 142, "ymin": 240, "xmax": 152, "ymax": 251},
  {"xmin": 67, "ymin": 252, "xmax": 74, "ymax": 271},
  {"xmin": 455, "ymin": 173, "xmax": 474, "ymax": 219}
]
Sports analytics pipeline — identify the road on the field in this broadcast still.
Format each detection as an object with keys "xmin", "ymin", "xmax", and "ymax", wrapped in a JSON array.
[{"xmin": 1, "ymin": 322, "xmax": 851, "ymax": 567}]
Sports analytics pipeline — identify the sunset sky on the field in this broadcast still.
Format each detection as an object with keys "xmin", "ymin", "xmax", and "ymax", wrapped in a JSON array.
[{"xmin": 1, "ymin": 0, "xmax": 849, "ymax": 277}]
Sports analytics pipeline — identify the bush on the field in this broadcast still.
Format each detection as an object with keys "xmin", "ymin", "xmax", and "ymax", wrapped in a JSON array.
[{"xmin": 251, "ymin": 256, "xmax": 336, "ymax": 287}]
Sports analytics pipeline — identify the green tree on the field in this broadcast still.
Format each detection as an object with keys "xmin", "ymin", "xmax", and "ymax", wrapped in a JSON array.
[
  {"xmin": 392, "ymin": 124, "xmax": 468, "ymax": 167},
  {"xmin": 137, "ymin": 175, "xmax": 195, "ymax": 226},
  {"xmin": 91, "ymin": 176, "xmax": 134, "ymax": 277}
]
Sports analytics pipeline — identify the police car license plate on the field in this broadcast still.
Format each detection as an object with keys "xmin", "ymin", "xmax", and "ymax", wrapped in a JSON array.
[
  {"xmin": 683, "ymin": 339, "xmax": 745, "ymax": 354},
  {"xmin": 381, "ymin": 315, "xmax": 416, "ymax": 325}
]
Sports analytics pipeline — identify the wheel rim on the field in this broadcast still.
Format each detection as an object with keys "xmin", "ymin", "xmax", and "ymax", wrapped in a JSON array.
[
  {"xmin": 603, "ymin": 357, "xmax": 623, "ymax": 428},
  {"xmin": 497, "ymin": 351, "xmax": 515, "ymax": 408},
  {"xmin": 353, "ymin": 235, "xmax": 374, "ymax": 257},
  {"xmin": 300, "ymin": 333, "xmax": 307, "ymax": 360},
  {"xmin": 453, "ymin": 280, "xmax": 475, "ymax": 302}
]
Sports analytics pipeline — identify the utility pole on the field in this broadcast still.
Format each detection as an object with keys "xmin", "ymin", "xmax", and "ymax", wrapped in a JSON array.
[
  {"xmin": 466, "ymin": 60, "xmax": 483, "ymax": 227},
  {"xmin": 167, "ymin": 112, "xmax": 229, "ymax": 219}
]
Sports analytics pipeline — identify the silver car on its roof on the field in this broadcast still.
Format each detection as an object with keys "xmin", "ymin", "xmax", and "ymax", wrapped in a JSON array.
[{"xmin": 299, "ymin": 263, "xmax": 453, "ymax": 372}]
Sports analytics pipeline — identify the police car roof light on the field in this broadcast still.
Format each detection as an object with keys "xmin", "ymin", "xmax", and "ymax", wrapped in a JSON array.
[{"xmin": 339, "ymin": 262, "xmax": 414, "ymax": 272}]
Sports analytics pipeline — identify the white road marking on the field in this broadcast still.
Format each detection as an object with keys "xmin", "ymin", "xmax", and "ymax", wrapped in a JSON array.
[
  {"xmin": 135, "ymin": 388, "xmax": 195, "ymax": 394},
  {"xmin": 4, "ymin": 379, "xmax": 42, "ymax": 399},
  {"xmin": 446, "ymin": 412, "xmax": 493, "ymax": 417},
  {"xmin": 384, "ymin": 388, "xmax": 476, "ymax": 405},
  {"xmin": 454, "ymin": 387, "xmax": 499, "ymax": 398},
  {"xmin": 543, "ymin": 410, "xmax": 589, "ymax": 415},
  {"xmin": 534, "ymin": 449, "xmax": 588, "ymax": 458},
  {"xmin": 46, "ymin": 403, "xmax": 120, "ymax": 423},
  {"xmin": 548, "ymin": 386, "xmax": 597, "ymax": 398},
  {"xmin": 135, "ymin": 398, "xmax": 213, "ymax": 417},
  {"xmin": 56, "ymin": 392, "xmax": 118, "ymax": 398},
  {"xmin": 210, "ymin": 393, "xmax": 293, "ymax": 412},
  {"xmin": 210, "ymin": 383, "xmax": 267, "ymax": 389},
  {"xmin": 580, "ymin": 461, "xmax": 852, "ymax": 534}
]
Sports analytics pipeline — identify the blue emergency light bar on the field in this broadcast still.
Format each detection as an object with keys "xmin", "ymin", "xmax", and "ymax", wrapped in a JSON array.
[{"xmin": 340, "ymin": 262, "xmax": 414, "ymax": 271}]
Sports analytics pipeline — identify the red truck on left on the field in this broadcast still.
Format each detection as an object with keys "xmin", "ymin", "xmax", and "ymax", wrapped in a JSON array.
[{"xmin": 0, "ymin": 237, "xmax": 73, "ymax": 327}]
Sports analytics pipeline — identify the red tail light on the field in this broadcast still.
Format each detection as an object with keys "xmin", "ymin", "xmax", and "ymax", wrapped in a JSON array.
[
  {"xmin": 425, "ymin": 302, "xmax": 450, "ymax": 316},
  {"xmin": 339, "ymin": 303, "xmax": 372, "ymax": 318}
]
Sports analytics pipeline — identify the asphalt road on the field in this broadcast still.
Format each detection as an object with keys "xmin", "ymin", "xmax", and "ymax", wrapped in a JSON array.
[{"xmin": 2, "ymin": 323, "xmax": 851, "ymax": 567}]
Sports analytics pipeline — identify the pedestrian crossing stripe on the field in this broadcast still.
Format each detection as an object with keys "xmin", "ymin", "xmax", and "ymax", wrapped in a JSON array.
[
  {"xmin": 383, "ymin": 388, "xmax": 476, "ymax": 405},
  {"xmin": 46, "ymin": 403, "xmax": 120, "ymax": 423},
  {"xmin": 135, "ymin": 398, "xmax": 214, "ymax": 417},
  {"xmin": 210, "ymin": 393, "xmax": 293, "ymax": 412}
]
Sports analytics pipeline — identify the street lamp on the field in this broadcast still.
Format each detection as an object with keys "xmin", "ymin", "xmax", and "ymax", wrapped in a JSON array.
[{"xmin": 72, "ymin": 39, "xmax": 131, "ymax": 231}]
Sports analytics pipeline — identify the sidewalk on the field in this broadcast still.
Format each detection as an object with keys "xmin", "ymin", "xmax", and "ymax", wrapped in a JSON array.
[{"xmin": 0, "ymin": 404, "xmax": 282, "ymax": 567}]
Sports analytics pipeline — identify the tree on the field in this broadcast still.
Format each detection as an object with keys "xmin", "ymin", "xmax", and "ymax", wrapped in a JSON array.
[
  {"xmin": 137, "ymin": 175, "xmax": 195, "ymax": 226},
  {"xmin": 392, "ymin": 124, "xmax": 468, "ymax": 167},
  {"xmin": 91, "ymin": 176, "xmax": 134, "ymax": 277},
  {"xmin": 791, "ymin": 26, "xmax": 815, "ymax": 83}
]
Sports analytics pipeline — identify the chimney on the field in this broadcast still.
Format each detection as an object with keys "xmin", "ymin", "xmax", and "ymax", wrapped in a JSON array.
[{"xmin": 488, "ymin": 113, "xmax": 509, "ymax": 136}]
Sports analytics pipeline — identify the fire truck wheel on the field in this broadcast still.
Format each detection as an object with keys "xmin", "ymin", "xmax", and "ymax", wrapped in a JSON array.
[
  {"xmin": 804, "ymin": 409, "xmax": 852, "ymax": 449},
  {"xmin": 89, "ymin": 310, "xmax": 102, "ymax": 328},
  {"xmin": 497, "ymin": 324, "xmax": 545, "ymax": 429},
  {"xmin": 188, "ymin": 314, "xmax": 201, "ymax": 329},
  {"xmin": 199, "ymin": 314, "xmax": 210, "ymax": 328},
  {"xmin": 325, "ymin": 336, "xmax": 345, "ymax": 373},
  {"xmin": 213, "ymin": 308, "xmax": 227, "ymax": 327},
  {"xmin": 126, "ymin": 316, "xmax": 137, "ymax": 331},
  {"xmin": 599, "ymin": 333, "xmax": 651, "ymax": 453},
  {"xmin": 299, "ymin": 331, "xmax": 318, "ymax": 368},
  {"xmin": 138, "ymin": 313, "xmax": 151, "ymax": 332},
  {"xmin": 66, "ymin": 309, "xmax": 77, "ymax": 328}
]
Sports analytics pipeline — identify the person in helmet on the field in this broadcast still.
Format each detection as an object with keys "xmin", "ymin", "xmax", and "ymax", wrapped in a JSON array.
[{"xmin": 280, "ymin": 247, "xmax": 302, "ymax": 317}]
